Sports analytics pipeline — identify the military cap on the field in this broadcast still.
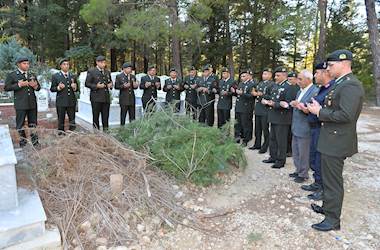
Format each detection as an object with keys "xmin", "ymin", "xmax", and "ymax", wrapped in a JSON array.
[
  {"xmin": 59, "ymin": 58, "xmax": 69, "ymax": 65},
  {"xmin": 203, "ymin": 64, "xmax": 213, "ymax": 71},
  {"xmin": 122, "ymin": 62, "xmax": 133, "ymax": 69},
  {"xmin": 96, "ymin": 55, "xmax": 106, "ymax": 62},
  {"xmin": 189, "ymin": 66, "xmax": 197, "ymax": 71},
  {"xmin": 315, "ymin": 62, "xmax": 328, "ymax": 70},
  {"xmin": 274, "ymin": 66, "xmax": 287, "ymax": 73},
  {"xmin": 288, "ymin": 72, "xmax": 297, "ymax": 78},
  {"xmin": 169, "ymin": 68, "xmax": 177, "ymax": 72},
  {"xmin": 240, "ymin": 69, "xmax": 253, "ymax": 75},
  {"xmin": 221, "ymin": 67, "xmax": 229, "ymax": 73},
  {"xmin": 148, "ymin": 65, "xmax": 156, "ymax": 70},
  {"xmin": 263, "ymin": 67, "xmax": 272, "ymax": 73},
  {"xmin": 16, "ymin": 57, "xmax": 29, "ymax": 64},
  {"xmin": 326, "ymin": 49, "xmax": 353, "ymax": 62}
]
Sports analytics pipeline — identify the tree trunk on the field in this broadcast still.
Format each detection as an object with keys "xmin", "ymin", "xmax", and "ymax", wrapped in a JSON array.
[
  {"xmin": 365, "ymin": 0, "xmax": 380, "ymax": 106},
  {"xmin": 169, "ymin": 0, "xmax": 182, "ymax": 78},
  {"xmin": 110, "ymin": 48, "xmax": 117, "ymax": 72},
  {"xmin": 316, "ymin": 0, "xmax": 327, "ymax": 63},
  {"xmin": 225, "ymin": 4, "xmax": 234, "ymax": 76}
]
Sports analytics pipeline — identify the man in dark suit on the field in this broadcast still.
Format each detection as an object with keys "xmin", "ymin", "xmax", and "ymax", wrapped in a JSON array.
[
  {"xmin": 197, "ymin": 64, "xmax": 218, "ymax": 126},
  {"xmin": 85, "ymin": 55, "xmax": 113, "ymax": 131},
  {"xmin": 4, "ymin": 57, "xmax": 41, "ymax": 147},
  {"xmin": 308, "ymin": 50, "xmax": 364, "ymax": 231},
  {"xmin": 249, "ymin": 68, "xmax": 274, "ymax": 153},
  {"xmin": 163, "ymin": 68, "xmax": 183, "ymax": 112},
  {"xmin": 262, "ymin": 66, "xmax": 293, "ymax": 169},
  {"xmin": 140, "ymin": 66, "xmax": 161, "ymax": 112},
  {"xmin": 216, "ymin": 67, "xmax": 235, "ymax": 128},
  {"xmin": 183, "ymin": 66, "xmax": 200, "ymax": 119},
  {"xmin": 50, "ymin": 58, "xmax": 78, "ymax": 133},
  {"xmin": 115, "ymin": 62, "xmax": 138, "ymax": 125},
  {"xmin": 286, "ymin": 72, "xmax": 300, "ymax": 157}
]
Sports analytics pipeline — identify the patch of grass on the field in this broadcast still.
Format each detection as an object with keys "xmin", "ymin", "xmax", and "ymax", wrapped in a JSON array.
[
  {"xmin": 247, "ymin": 231, "xmax": 263, "ymax": 243},
  {"xmin": 114, "ymin": 108, "xmax": 246, "ymax": 186}
]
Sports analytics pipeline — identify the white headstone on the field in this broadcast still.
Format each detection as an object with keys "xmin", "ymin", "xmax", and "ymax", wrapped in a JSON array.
[{"xmin": 36, "ymin": 89, "xmax": 49, "ymax": 112}]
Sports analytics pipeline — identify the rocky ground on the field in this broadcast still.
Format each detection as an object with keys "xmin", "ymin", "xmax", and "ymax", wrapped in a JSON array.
[{"xmin": 143, "ymin": 107, "xmax": 380, "ymax": 250}]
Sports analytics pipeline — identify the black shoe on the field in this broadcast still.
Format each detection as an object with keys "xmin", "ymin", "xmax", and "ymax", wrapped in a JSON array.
[
  {"xmin": 258, "ymin": 149, "xmax": 267, "ymax": 154},
  {"xmin": 301, "ymin": 183, "xmax": 321, "ymax": 192},
  {"xmin": 241, "ymin": 142, "xmax": 247, "ymax": 147},
  {"xmin": 312, "ymin": 219, "xmax": 340, "ymax": 232},
  {"xmin": 271, "ymin": 164, "xmax": 284, "ymax": 169},
  {"xmin": 289, "ymin": 172, "xmax": 298, "ymax": 178},
  {"xmin": 263, "ymin": 158, "xmax": 275, "ymax": 164},
  {"xmin": 311, "ymin": 203, "xmax": 325, "ymax": 215},
  {"xmin": 248, "ymin": 146, "xmax": 261, "ymax": 150},
  {"xmin": 308, "ymin": 190, "xmax": 323, "ymax": 201},
  {"xmin": 294, "ymin": 176, "xmax": 306, "ymax": 183},
  {"xmin": 235, "ymin": 138, "xmax": 241, "ymax": 144}
]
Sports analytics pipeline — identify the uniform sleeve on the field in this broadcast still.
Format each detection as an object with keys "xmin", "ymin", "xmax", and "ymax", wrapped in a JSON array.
[
  {"xmin": 114, "ymin": 75, "xmax": 122, "ymax": 90},
  {"xmin": 50, "ymin": 74, "xmax": 59, "ymax": 92},
  {"xmin": 178, "ymin": 79, "xmax": 184, "ymax": 91},
  {"xmin": 31, "ymin": 74, "xmax": 41, "ymax": 91},
  {"xmin": 4, "ymin": 73, "xmax": 21, "ymax": 91},
  {"xmin": 163, "ymin": 79, "xmax": 169, "ymax": 92},
  {"xmin": 85, "ymin": 70, "xmax": 97, "ymax": 91},
  {"xmin": 140, "ymin": 76, "xmax": 146, "ymax": 89},
  {"xmin": 132, "ymin": 75, "xmax": 138, "ymax": 89},
  {"xmin": 319, "ymin": 82, "xmax": 364, "ymax": 123}
]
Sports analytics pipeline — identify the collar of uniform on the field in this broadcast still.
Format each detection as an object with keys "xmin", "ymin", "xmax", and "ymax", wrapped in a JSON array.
[
  {"xmin": 170, "ymin": 78, "xmax": 177, "ymax": 81},
  {"xmin": 61, "ymin": 70, "xmax": 69, "ymax": 76},
  {"xmin": 18, "ymin": 68, "xmax": 26, "ymax": 75},
  {"xmin": 279, "ymin": 80, "xmax": 287, "ymax": 86},
  {"xmin": 123, "ymin": 72, "xmax": 129, "ymax": 77},
  {"xmin": 223, "ymin": 77, "xmax": 230, "ymax": 82},
  {"xmin": 243, "ymin": 80, "xmax": 250, "ymax": 84},
  {"xmin": 148, "ymin": 74, "xmax": 155, "ymax": 79},
  {"xmin": 335, "ymin": 72, "xmax": 352, "ymax": 84},
  {"xmin": 96, "ymin": 66, "xmax": 104, "ymax": 72}
]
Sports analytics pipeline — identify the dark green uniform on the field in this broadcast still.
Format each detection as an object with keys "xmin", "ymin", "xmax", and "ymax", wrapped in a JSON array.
[
  {"xmin": 115, "ymin": 72, "xmax": 137, "ymax": 125},
  {"xmin": 217, "ymin": 77, "xmax": 235, "ymax": 128},
  {"xmin": 163, "ymin": 78, "xmax": 183, "ymax": 112},
  {"xmin": 267, "ymin": 80, "xmax": 294, "ymax": 168},
  {"xmin": 183, "ymin": 75, "xmax": 200, "ymax": 119},
  {"xmin": 317, "ymin": 72, "xmax": 364, "ymax": 225},
  {"xmin": 234, "ymin": 80, "xmax": 256, "ymax": 143},
  {"xmin": 140, "ymin": 75, "xmax": 161, "ymax": 111},
  {"xmin": 197, "ymin": 74, "xmax": 218, "ymax": 126},
  {"xmin": 253, "ymin": 80, "xmax": 274, "ymax": 151},
  {"xmin": 4, "ymin": 69, "xmax": 41, "ymax": 146},
  {"xmin": 50, "ymin": 71, "xmax": 79, "ymax": 131},
  {"xmin": 85, "ymin": 67, "xmax": 112, "ymax": 130}
]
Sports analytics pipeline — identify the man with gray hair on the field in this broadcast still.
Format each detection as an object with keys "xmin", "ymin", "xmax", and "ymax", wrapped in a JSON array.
[{"xmin": 289, "ymin": 70, "xmax": 319, "ymax": 183}]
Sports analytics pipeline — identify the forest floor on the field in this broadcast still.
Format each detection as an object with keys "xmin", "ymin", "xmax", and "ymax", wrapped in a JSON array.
[{"xmin": 145, "ymin": 106, "xmax": 380, "ymax": 250}]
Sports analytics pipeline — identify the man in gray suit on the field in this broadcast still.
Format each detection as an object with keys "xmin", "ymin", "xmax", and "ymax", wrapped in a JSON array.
[{"xmin": 289, "ymin": 70, "xmax": 319, "ymax": 183}]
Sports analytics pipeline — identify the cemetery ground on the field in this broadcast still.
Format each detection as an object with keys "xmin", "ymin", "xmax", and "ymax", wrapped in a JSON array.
[{"xmin": 2, "ymin": 106, "xmax": 380, "ymax": 250}]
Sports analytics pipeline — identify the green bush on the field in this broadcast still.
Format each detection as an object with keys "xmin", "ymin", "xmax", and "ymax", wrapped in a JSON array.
[{"xmin": 114, "ymin": 109, "xmax": 247, "ymax": 186}]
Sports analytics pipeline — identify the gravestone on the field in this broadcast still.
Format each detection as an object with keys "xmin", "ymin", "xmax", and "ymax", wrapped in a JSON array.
[{"xmin": 0, "ymin": 125, "xmax": 61, "ymax": 249}]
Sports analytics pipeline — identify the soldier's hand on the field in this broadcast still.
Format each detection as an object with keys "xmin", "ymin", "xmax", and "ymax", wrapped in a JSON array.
[
  {"xmin": 236, "ymin": 89, "xmax": 243, "ymax": 95},
  {"xmin": 18, "ymin": 80, "xmax": 28, "ymax": 88},
  {"xmin": 107, "ymin": 83, "xmax": 113, "ymax": 89},
  {"xmin": 307, "ymin": 98, "xmax": 321, "ymax": 115},
  {"xmin": 174, "ymin": 85, "xmax": 180, "ymax": 90},
  {"xmin": 290, "ymin": 100, "xmax": 299, "ymax": 108},
  {"xmin": 96, "ymin": 82, "xmax": 105, "ymax": 89},
  {"xmin": 125, "ymin": 82, "xmax": 131, "ymax": 88},
  {"xmin": 145, "ymin": 82, "xmax": 152, "ymax": 88},
  {"xmin": 230, "ymin": 87, "xmax": 236, "ymax": 93},
  {"xmin": 167, "ymin": 85, "xmax": 172, "ymax": 89},
  {"xmin": 221, "ymin": 90, "xmax": 226, "ymax": 95},
  {"xmin": 257, "ymin": 91, "xmax": 263, "ymax": 96},
  {"xmin": 261, "ymin": 99, "xmax": 268, "ymax": 105},
  {"xmin": 184, "ymin": 84, "xmax": 189, "ymax": 89},
  {"xmin": 212, "ymin": 88, "xmax": 217, "ymax": 93},
  {"xmin": 58, "ymin": 82, "xmax": 65, "ymax": 91},
  {"xmin": 280, "ymin": 101, "xmax": 289, "ymax": 108},
  {"xmin": 155, "ymin": 82, "xmax": 161, "ymax": 88},
  {"xmin": 191, "ymin": 84, "xmax": 197, "ymax": 89},
  {"xmin": 267, "ymin": 100, "xmax": 274, "ymax": 107},
  {"xmin": 70, "ymin": 83, "xmax": 77, "ymax": 91}
]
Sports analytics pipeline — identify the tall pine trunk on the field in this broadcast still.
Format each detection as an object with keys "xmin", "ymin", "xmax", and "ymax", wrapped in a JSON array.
[
  {"xmin": 316, "ymin": 0, "xmax": 327, "ymax": 63},
  {"xmin": 365, "ymin": 0, "xmax": 380, "ymax": 106},
  {"xmin": 169, "ymin": 0, "xmax": 182, "ymax": 78}
]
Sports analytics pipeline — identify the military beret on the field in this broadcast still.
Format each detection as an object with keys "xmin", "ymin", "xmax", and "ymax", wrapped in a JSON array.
[
  {"xmin": 326, "ymin": 49, "xmax": 353, "ymax": 62},
  {"xmin": 221, "ymin": 67, "xmax": 229, "ymax": 73},
  {"xmin": 274, "ymin": 66, "xmax": 287, "ymax": 73},
  {"xmin": 203, "ymin": 64, "xmax": 213, "ymax": 71},
  {"xmin": 169, "ymin": 68, "xmax": 177, "ymax": 72},
  {"xmin": 240, "ymin": 69, "xmax": 253, "ymax": 75},
  {"xmin": 16, "ymin": 57, "xmax": 29, "ymax": 64},
  {"xmin": 122, "ymin": 62, "xmax": 133, "ymax": 69},
  {"xmin": 262, "ymin": 67, "xmax": 272, "ymax": 73},
  {"xmin": 96, "ymin": 55, "xmax": 106, "ymax": 62},
  {"xmin": 315, "ymin": 62, "xmax": 328, "ymax": 70},
  {"xmin": 189, "ymin": 66, "xmax": 197, "ymax": 71},
  {"xmin": 59, "ymin": 58, "xmax": 69, "ymax": 65},
  {"xmin": 288, "ymin": 72, "xmax": 297, "ymax": 78},
  {"xmin": 148, "ymin": 65, "xmax": 156, "ymax": 70}
]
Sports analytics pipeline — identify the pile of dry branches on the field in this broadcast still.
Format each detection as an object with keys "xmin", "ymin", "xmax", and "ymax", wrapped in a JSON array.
[{"xmin": 26, "ymin": 130, "xmax": 198, "ymax": 249}]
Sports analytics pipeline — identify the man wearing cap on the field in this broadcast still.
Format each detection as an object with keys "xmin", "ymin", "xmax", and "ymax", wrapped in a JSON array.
[
  {"xmin": 183, "ymin": 66, "xmax": 200, "ymax": 119},
  {"xmin": 286, "ymin": 71, "xmax": 300, "ymax": 157},
  {"xmin": 262, "ymin": 66, "xmax": 293, "ymax": 168},
  {"xmin": 216, "ymin": 67, "xmax": 235, "ymax": 128},
  {"xmin": 197, "ymin": 64, "xmax": 218, "ymax": 126},
  {"xmin": 50, "ymin": 58, "xmax": 79, "ymax": 133},
  {"xmin": 85, "ymin": 55, "xmax": 113, "ymax": 131},
  {"xmin": 115, "ymin": 63, "xmax": 138, "ymax": 125},
  {"xmin": 5, "ymin": 57, "xmax": 41, "ymax": 147},
  {"xmin": 308, "ymin": 49, "xmax": 364, "ymax": 231},
  {"xmin": 299, "ymin": 62, "xmax": 335, "ymax": 202},
  {"xmin": 163, "ymin": 68, "xmax": 183, "ymax": 112},
  {"xmin": 233, "ymin": 70, "xmax": 255, "ymax": 147},
  {"xmin": 249, "ymin": 68, "xmax": 274, "ymax": 153},
  {"xmin": 140, "ymin": 66, "xmax": 161, "ymax": 111}
]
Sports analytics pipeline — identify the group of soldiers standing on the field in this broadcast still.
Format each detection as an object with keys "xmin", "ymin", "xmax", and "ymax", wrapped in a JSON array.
[{"xmin": 4, "ymin": 49, "xmax": 364, "ymax": 232}]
